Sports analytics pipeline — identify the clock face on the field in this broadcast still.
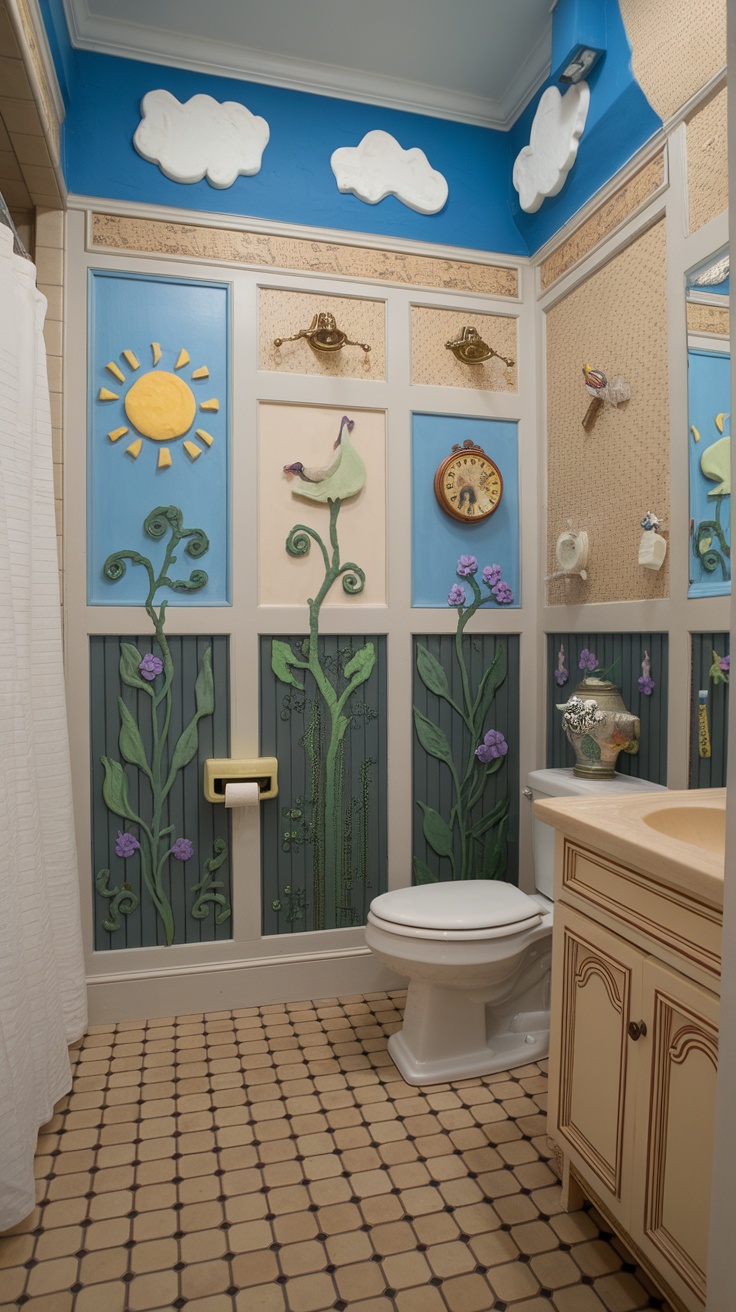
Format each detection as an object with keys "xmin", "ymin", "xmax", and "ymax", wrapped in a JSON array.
[{"xmin": 434, "ymin": 444, "xmax": 503, "ymax": 522}]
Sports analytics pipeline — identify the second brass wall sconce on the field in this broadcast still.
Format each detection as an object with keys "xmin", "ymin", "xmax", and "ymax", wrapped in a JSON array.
[
  {"xmin": 445, "ymin": 326, "xmax": 514, "ymax": 367},
  {"xmin": 274, "ymin": 312, "xmax": 371, "ymax": 356}
]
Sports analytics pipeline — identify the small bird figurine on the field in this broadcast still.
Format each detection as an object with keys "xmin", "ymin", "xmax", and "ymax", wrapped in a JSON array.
[
  {"xmin": 581, "ymin": 363, "xmax": 631, "ymax": 431},
  {"xmin": 283, "ymin": 415, "xmax": 367, "ymax": 502}
]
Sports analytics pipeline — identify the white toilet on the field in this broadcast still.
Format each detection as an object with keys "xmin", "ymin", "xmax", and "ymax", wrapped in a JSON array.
[{"xmin": 365, "ymin": 766, "xmax": 666, "ymax": 1086}]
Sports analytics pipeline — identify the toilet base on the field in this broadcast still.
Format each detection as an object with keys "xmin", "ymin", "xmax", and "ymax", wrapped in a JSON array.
[{"xmin": 388, "ymin": 1011, "xmax": 550, "ymax": 1086}]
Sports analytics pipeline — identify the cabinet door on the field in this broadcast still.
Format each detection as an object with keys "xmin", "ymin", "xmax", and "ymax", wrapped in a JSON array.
[
  {"xmin": 633, "ymin": 958, "xmax": 718, "ymax": 1309},
  {"xmin": 549, "ymin": 904, "xmax": 641, "ymax": 1226}
]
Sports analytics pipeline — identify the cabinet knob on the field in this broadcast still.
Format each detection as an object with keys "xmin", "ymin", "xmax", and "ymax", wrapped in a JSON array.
[{"xmin": 628, "ymin": 1020, "xmax": 647, "ymax": 1041}]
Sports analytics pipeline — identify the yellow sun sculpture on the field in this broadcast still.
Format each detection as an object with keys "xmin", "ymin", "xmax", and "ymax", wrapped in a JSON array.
[{"xmin": 98, "ymin": 342, "xmax": 219, "ymax": 469}]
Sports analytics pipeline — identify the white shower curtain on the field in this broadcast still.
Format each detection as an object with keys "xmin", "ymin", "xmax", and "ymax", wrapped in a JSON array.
[{"xmin": 0, "ymin": 224, "xmax": 87, "ymax": 1232}]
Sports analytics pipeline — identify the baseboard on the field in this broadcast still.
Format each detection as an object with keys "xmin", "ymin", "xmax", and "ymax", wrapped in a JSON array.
[{"xmin": 86, "ymin": 945, "xmax": 405, "ymax": 1025}]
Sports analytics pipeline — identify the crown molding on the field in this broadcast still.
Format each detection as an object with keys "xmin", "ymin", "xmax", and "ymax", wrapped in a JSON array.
[{"xmin": 62, "ymin": 0, "xmax": 551, "ymax": 130}]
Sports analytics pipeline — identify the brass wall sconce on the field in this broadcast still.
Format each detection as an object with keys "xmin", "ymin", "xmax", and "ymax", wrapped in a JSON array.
[
  {"xmin": 274, "ymin": 312, "xmax": 371, "ymax": 356},
  {"xmin": 445, "ymin": 326, "xmax": 514, "ymax": 367}
]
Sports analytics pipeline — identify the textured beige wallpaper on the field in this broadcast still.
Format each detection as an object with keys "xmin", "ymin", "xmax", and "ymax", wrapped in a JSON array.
[
  {"xmin": 260, "ymin": 289, "xmax": 385, "ymax": 379},
  {"xmin": 410, "ymin": 306, "xmax": 517, "ymax": 391},
  {"xmin": 620, "ymin": 0, "xmax": 725, "ymax": 121},
  {"xmin": 546, "ymin": 221, "xmax": 670, "ymax": 606},
  {"xmin": 687, "ymin": 88, "xmax": 728, "ymax": 234},
  {"xmin": 91, "ymin": 214, "xmax": 519, "ymax": 297},
  {"xmin": 539, "ymin": 154, "xmax": 665, "ymax": 292}
]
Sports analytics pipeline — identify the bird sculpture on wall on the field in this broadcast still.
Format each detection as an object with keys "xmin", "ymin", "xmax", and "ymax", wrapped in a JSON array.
[
  {"xmin": 581, "ymin": 363, "xmax": 631, "ymax": 431},
  {"xmin": 283, "ymin": 414, "xmax": 367, "ymax": 502}
]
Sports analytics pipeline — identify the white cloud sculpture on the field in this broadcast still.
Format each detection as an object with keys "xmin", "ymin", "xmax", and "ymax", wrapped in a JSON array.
[
  {"xmin": 133, "ymin": 89, "xmax": 270, "ymax": 189},
  {"xmin": 331, "ymin": 129, "xmax": 448, "ymax": 215},
  {"xmin": 512, "ymin": 82, "xmax": 590, "ymax": 214}
]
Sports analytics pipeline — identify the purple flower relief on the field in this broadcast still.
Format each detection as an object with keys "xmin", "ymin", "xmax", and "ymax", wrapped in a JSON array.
[
  {"xmin": 115, "ymin": 831, "xmax": 141, "ymax": 859},
  {"xmin": 170, "ymin": 838, "xmax": 194, "ymax": 862},
  {"xmin": 448, "ymin": 584, "xmax": 466, "ymax": 607},
  {"xmin": 578, "ymin": 648, "xmax": 599, "ymax": 672},
  {"xmin": 482, "ymin": 564, "xmax": 502, "ymax": 587},
  {"xmin": 638, "ymin": 675, "xmax": 655, "ymax": 696},
  {"xmin": 721, "ymin": 655, "xmax": 730, "ymax": 674},
  {"xmin": 492, "ymin": 581, "xmax": 514, "ymax": 605},
  {"xmin": 139, "ymin": 653, "xmax": 163, "ymax": 681},
  {"xmin": 475, "ymin": 729, "xmax": 509, "ymax": 763},
  {"xmin": 555, "ymin": 668, "xmax": 569, "ymax": 687},
  {"xmin": 456, "ymin": 555, "xmax": 478, "ymax": 577}
]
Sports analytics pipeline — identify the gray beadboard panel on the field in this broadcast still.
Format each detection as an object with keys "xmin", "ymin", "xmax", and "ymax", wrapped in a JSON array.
[
  {"xmin": 689, "ymin": 633, "xmax": 730, "ymax": 788},
  {"xmin": 412, "ymin": 634, "xmax": 519, "ymax": 885},
  {"xmin": 90, "ymin": 635, "xmax": 231, "ymax": 950},
  {"xmin": 546, "ymin": 633, "xmax": 669, "ymax": 785},
  {"xmin": 260, "ymin": 635, "xmax": 387, "ymax": 935}
]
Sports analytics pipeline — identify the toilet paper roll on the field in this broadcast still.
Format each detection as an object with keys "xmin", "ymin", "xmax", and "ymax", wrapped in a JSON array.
[
  {"xmin": 224, "ymin": 781, "xmax": 260, "ymax": 808},
  {"xmin": 555, "ymin": 529, "xmax": 589, "ymax": 574}
]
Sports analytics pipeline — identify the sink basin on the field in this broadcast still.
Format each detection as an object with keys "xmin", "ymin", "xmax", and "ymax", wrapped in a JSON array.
[{"xmin": 641, "ymin": 804, "xmax": 726, "ymax": 854}]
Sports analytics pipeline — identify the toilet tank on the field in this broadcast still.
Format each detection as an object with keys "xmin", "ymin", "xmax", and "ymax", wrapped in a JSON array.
[{"xmin": 527, "ymin": 767, "xmax": 667, "ymax": 901}]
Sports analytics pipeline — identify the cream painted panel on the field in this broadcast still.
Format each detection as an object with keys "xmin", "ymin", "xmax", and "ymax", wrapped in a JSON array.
[
  {"xmin": 552, "ymin": 904, "xmax": 639, "ymax": 1222},
  {"xmin": 257, "ymin": 402, "xmax": 386, "ymax": 607},
  {"xmin": 635, "ymin": 959, "xmax": 718, "ymax": 1308}
]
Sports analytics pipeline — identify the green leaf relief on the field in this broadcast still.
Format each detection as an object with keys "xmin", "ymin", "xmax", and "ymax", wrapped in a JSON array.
[
  {"xmin": 416, "ymin": 644, "xmax": 451, "ymax": 700},
  {"xmin": 119, "ymin": 642, "xmax": 151, "ymax": 692},
  {"xmin": 100, "ymin": 756, "xmax": 139, "ymax": 822},
  {"xmin": 343, "ymin": 643, "xmax": 376, "ymax": 686},
  {"xmin": 580, "ymin": 734, "xmax": 602, "ymax": 761},
  {"xmin": 476, "ymin": 646, "xmax": 507, "ymax": 726},
  {"xmin": 271, "ymin": 639, "xmax": 305, "ymax": 690},
  {"xmin": 413, "ymin": 856, "xmax": 438, "ymax": 885},
  {"xmin": 484, "ymin": 816, "xmax": 508, "ymax": 881},
  {"xmin": 194, "ymin": 647, "xmax": 215, "ymax": 717},
  {"xmin": 169, "ymin": 717, "xmax": 201, "ymax": 775},
  {"xmin": 118, "ymin": 698, "xmax": 153, "ymax": 779},
  {"xmin": 413, "ymin": 708, "xmax": 453, "ymax": 764},
  {"xmin": 418, "ymin": 802, "xmax": 455, "ymax": 858}
]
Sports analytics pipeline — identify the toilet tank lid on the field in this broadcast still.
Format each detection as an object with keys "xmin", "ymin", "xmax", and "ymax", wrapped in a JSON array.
[
  {"xmin": 369, "ymin": 881, "xmax": 540, "ymax": 932},
  {"xmin": 527, "ymin": 768, "xmax": 667, "ymax": 798}
]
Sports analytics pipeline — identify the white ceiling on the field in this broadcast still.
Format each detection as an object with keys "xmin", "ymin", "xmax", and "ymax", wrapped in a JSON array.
[{"xmin": 62, "ymin": 0, "xmax": 556, "ymax": 128}]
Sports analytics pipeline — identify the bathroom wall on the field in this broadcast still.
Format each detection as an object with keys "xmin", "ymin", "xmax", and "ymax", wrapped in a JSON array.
[{"xmin": 619, "ymin": 0, "xmax": 726, "ymax": 123}]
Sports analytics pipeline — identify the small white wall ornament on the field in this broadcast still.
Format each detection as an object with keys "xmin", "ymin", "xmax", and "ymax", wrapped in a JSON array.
[
  {"xmin": 330, "ymin": 130, "xmax": 448, "ymax": 215},
  {"xmin": 512, "ymin": 81, "xmax": 590, "ymax": 214},
  {"xmin": 133, "ymin": 90, "xmax": 270, "ymax": 189}
]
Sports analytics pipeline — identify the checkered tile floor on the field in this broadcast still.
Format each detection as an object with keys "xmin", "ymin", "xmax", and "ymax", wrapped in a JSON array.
[{"xmin": 0, "ymin": 991, "xmax": 673, "ymax": 1311}]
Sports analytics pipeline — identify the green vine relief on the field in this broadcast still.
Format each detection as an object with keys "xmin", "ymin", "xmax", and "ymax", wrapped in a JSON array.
[{"xmin": 96, "ymin": 505, "xmax": 230, "ymax": 945}]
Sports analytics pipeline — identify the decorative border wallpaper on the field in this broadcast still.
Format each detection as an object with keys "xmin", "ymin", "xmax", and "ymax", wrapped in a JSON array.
[
  {"xmin": 90, "ymin": 212, "xmax": 519, "ymax": 297},
  {"xmin": 687, "ymin": 302, "xmax": 730, "ymax": 337},
  {"xmin": 545, "ymin": 221, "xmax": 670, "ymax": 606},
  {"xmin": 410, "ymin": 306, "xmax": 517, "ymax": 392},
  {"xmin": 686, "ymin": 87, "xmax": 728, "ymax": 235},
  {"xmin": 620, "ymin": 0, "xmax": 725, "ymax": 123},
  {"xmin": 546, "ymin": 632, "xmax": 669, "ymax": 785},
  {"xmin": 539, "ymin": 153, "xmax": 665, "ymax": 292},
  {"xmin": 259, "ymin": 289, "xmax": 385, "ymax": 379}
]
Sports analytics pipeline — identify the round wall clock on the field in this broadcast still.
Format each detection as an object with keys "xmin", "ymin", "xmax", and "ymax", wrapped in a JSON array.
[{"xmin": 433, "ymin": 439, "xmax": 503, "ymax": 523}]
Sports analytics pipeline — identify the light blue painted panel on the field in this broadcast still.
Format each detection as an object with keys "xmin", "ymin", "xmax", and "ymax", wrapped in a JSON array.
[
  {"xmin": 688, "ymin": 349, "xmax": 731, "ymax": 599},
  {"xmin": 412, "ymin": 414, "xmax": 519, "ymax": 608},
  {"xmin": 88, "ymin": 270, "xmax": 230, "ymax": 605}
]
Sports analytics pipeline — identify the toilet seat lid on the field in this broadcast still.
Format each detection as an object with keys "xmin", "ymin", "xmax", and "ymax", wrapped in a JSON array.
[{"xmin": 369, "ymin": 881, "xmax": 541, "ymax": 933}]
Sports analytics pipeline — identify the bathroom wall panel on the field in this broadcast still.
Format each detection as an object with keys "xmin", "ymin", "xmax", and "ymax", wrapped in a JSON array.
[
  {"xmin": 259, "ymin": 634, "xmax": 387, "ymax": 935},
  {"xmin": 259, "ymin": 288, "xmax": 385, "ymax": 379},
  {"xmin": 689, "ymin": 633, "xmax": 729, "ymax": 788},
  {"xmin": 546, "ymin": 632, "xmax": 669, "ymax": 785},
  {"xmin": 410, "ymin": 306, "xmax": 517, "ymax": 392},
  {"xmin": 686, "ymin": 87, "xmax": 728, "ymax": 235},
  {"xmin": 90, "ymin": 634, "xmax": 231, "ymax": 950},
  {"xmin": 619, "ymin": 0, "xmax": 725, "ymax": 123},
  {"xmin": 412, "ymin": 634, "xmax": 520, "ymax": 886}
]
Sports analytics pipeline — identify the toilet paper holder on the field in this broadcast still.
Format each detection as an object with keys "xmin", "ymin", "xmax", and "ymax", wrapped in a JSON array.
[{"xmin": 204, "ymin": 758, "xmax": 279, "ymax": 803}]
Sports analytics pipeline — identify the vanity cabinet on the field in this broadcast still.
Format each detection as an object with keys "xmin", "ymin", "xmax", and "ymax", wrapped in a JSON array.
[{"xmin": 547, "ymin": 835, "xmax": 721, "ymax": 1312}]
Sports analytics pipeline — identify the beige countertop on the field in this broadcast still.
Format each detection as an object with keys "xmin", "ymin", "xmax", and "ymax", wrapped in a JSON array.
[{"xmin": 534, "ymin": 787, "xmax": 726, "ymax": 911}]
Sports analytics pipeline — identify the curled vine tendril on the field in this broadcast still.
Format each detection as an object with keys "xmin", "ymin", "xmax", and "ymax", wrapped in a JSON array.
[
  {"xmin": 340, "ymin": 565, "xmax": 365, "ymax": 595},
  {"xmin": 96, "ymin": 869, "xmax": 139, "ymax": 933},
  {"xmin": 145, "ymin": 505, "xmax": 182, "ymax": 539},
  {"xmin": 287, "ymin": 527, "xmax": 315, "ymax": 558},
  {"xmin": 169, "ymin": 568, "xmax": 209, "ymax": 593},
  {"xmin": 185, "ymin": 530, "xmax": 210, "ymax": 559}
]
